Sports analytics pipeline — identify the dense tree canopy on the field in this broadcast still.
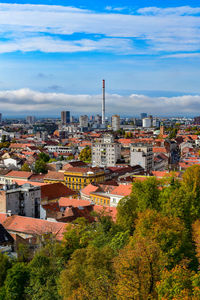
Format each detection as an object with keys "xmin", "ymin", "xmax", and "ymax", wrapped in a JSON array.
[
  {"xmin": 1, "ymin": 165, "xmax": 200, "ymax": 299},
  {"xmin": 79, "ymin": 146, "xmax": 91, "ymax": 163}
]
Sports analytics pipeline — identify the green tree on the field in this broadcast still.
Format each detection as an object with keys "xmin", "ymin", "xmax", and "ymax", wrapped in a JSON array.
[
  {"xmin": 114, "ymin": 236, "xmax": 165, "ymax": 300},
  {"xmin": 117, "ymin": 177, "xmax": 160, "ymax": 232},
  {"xmin": 26, "ymin": 253, "xmax": 61, "ymax": 300},
  {"xmin": 157, "ymin": 264, "xmax": 195, "ymax": 300},
  {"xmin": 59, "ymin": 246, "xmax": 115, "ymax": 300},
  {"xmin": 109, "ymin": 230, "xmax": 129, "ymax": 253},
  {"xmin": 21, "ymin": 163, "xmax": 31, "ymax": 172},
  {"xmin": 79, "ymin": 146, "xmax": 91, "ymax": 163},
  {"xmin": 38, "ymin": 152, "xmax": 50, "ymax": 163},
  {"xmin": 168, "ymin": 128, "xmax": 178, "ymax": 139},
  {"xmin": 160, "ymin": 165, "xmax": 200, "ymax": 228},
  {"xmin": 1, "ymin": 135, "xmax": 7, "ymax": 143},
  {"xmin": 34, "ymin": 159, "xmax": 47, "ymax": 174},
  {"xmin": 0, "ymin": 253, "xmax": 11, "ymax": 288},
  {"xmin": 48, "ymin": 158, "xmax": 57, "ymax": 163},
  {"xmin": 4, "ymin": 263, "xmax": 29, "ymax": 300},
  {"xmin": 17, "ymin": 243, "xmax": 31, "ymax": 262},
  {"xmin": 131, "ymin": 210, "xmax": 188, "ymax": 269}
]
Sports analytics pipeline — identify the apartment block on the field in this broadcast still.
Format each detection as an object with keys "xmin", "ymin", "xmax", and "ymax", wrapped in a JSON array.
[
  {"xmin": 130, "ymin": 143, "xmax": 153, "ymax": 171},
  {"xmin": 92, "ymin": 134, "xmax": 121, "ymax": 167},
  {"xmin": 112, "ymin": 115, "xmax": 120, "ymax": 131},
  {"xmin": 0, "ymin": 183, "xmax": 41, "ymax": 218}
]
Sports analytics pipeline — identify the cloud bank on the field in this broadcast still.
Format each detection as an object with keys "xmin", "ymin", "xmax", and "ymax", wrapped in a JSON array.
[
  {"xmin": 0, "ymin": 3, "xmax": 200, "ymax": 55},
  {"xmin": 0, "ymin": 88, "xmax": 199, "ymax": 116}
]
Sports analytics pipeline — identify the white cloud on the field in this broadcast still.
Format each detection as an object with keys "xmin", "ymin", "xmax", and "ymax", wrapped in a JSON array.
[
  {"xmin": 105, "ymin": 6, "xmax": 127, "ymax": 12},
  {"xmin": 0, "ymin": 88, "xmax": 199, "ymax": 116},
  {"xmin": 138, "ymin": 6, "xmax": 200, "ymax": 16},
  {"xmin": 0, "ymin": 4, "xmax": 200, "ymax": 55},
  {"xmin": 0, "ymin": 36, "xmax": 133, "ymax": 54},
  {"xmin": 163, "ymin": 53, "xmax": 200, "ymax": 58}
]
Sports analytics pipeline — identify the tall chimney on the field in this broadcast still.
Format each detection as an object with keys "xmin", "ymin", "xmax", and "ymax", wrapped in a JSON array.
[{"xmin": 102, "ymin": 79, "xmax": 105, "ymax": 125}]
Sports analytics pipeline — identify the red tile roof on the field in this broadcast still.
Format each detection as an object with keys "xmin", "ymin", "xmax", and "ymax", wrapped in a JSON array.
[
  {"xmin": 2, "ymin": 215, "xmax": 67, "ymax": 240},
  {"xmin": 111, "ymin": 184, "xmax": 132, "ymax": 196},
  {"xmin": 44, "ymin": 171, "xmax": 64, "ymax": 181},
  {"xmin": 41, "ymin": 182, "xmax": 76, "ymax": 201},
  {"xmin": 0, "ymin": 213, "xmax": 7, "ymax": 224},
  {"xmin": 12, "ymin": 179, "xmax": 48, "ymax": 187},
  {"xmin": 81, "ymin": 184, "xmax": 99, "ymax": 196},
  {"xmin": 59, "ymin": 198, "xmax": 91, "ymax": 207},
  {"xmin": 153, "ymin": 147, "xmax": 167, "ymax": 153},
  {"xmin": 5, "ymin": 170, "xmax": 33, "ymax": 179}
]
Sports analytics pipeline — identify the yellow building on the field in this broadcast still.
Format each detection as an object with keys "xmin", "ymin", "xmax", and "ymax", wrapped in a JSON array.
[
  {"xmin": 90, "ymin": 192, "xmax": 110, "ymax": 206},
  {"xmin": 64, "ymin": 167, "xmax": 105, "ymax": 191}
]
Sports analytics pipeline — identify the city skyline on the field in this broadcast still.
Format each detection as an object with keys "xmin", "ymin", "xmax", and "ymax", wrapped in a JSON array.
[{"xmin": 0, "ymin": 0, "xmax": 200, "ymax": 116}]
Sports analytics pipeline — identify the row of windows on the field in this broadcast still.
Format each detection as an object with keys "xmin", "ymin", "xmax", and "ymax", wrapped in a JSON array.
[
  {"xmin": 67, "ymin": 184, "xmax": 85, "ymax": 190},
  {"xmin": 92, "ymin": 197, "xmax": 110, "ymax": 206},
  {"xmin": 66, "ymin": 176, "xmax": 105, "ymax": 183},
  {"xmin": 66, "ymin": 177, "xmax": 85, "ymax": 183}
]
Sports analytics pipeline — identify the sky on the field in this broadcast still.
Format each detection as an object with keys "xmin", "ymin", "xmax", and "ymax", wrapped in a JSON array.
[{"xmin": 0, "ymin": 0, "xmax": 200, "ymax": 117}]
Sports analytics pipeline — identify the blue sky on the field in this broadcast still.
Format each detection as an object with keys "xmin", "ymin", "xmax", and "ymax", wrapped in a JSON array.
[{"xmin": 0, "ymin": 1, "xmax": 200, "ymax": 117}]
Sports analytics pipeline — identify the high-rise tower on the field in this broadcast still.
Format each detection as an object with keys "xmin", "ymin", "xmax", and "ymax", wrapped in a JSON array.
[
  {"xmin": 102, "ymin": 79, "xmax": 105, "ymax": 125},
  {"xmin": 61, "ymin": 111, "xmax": 70, "ymax": 124}
]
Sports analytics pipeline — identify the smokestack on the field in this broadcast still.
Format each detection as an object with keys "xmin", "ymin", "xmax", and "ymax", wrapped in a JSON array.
[{"xmin": 102, "ymin": 79, "xmax": 105, "ymax": 125}]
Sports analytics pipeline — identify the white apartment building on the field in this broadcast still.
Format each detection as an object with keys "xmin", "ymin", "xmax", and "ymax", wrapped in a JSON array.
[
  {"xmin": 130, "ymin": 143, "xmax": 153, "ymax": 171},
  {"xmin": 112, "ymin": 115, "xmax": 120, "ymax": 131},
  {"xmin": 0, "ymin": 183, "xmax": 41, "ymax": 218},
  {"xmin": 92, "ymin": 134, "xmax": 121, "ymax": 167},
  {"xmin": 79, "ymin": 115, "xmax": 88, "ymax": 127}
]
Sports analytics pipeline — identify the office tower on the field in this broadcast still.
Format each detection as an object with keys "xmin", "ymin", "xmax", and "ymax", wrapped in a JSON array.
[
  {"xmin": 130, "ymin": 143, "xmax": 153, "ymax": 171},
  {"xmin": 141, "ymin": 113, "xmax": 147, "ymax": 119},
  {"xmin": 92, "ymin": 134, "xmax": 121, "ymax": 167},
  {"xmin": 102, "ymin": 79, "xmax": 105, "ymax": 125},
  {"xmin": 61, "ymin": 111, "xmax": 70, "ymax": 125},
  {"xmin": 79, "ymin": 115, "xmax": 88, "ymax": 127},
  {"xmin": 112, "ymin": 115, "xmax": 120, "ymax": 131},
  {"xmin": 26, "ymin": 116, "xmax": 36, "ymax": 124}
]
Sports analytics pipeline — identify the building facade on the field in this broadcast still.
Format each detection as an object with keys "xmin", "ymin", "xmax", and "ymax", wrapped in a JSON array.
[
  {"xmin": 112, "ymin": 115, "xmax": 120, "ymax": 131},
  {"xmin": 92, "ymin": 134, "xmax": 121, "ymax": 167},
  {"xmin": 61, "ymin": 111, "xmax": 70, "ymax": 125},
  {"xmin": 0, "ymin": 183, "xmax": 41, "ymax": 218},
  {"xmin": 26, "ymin": 116, "xmax": 36, "ymax": 124},
  {"xmin": 79, "ymin": 115, "xmax": 89, "ymax": 128},
  {"xmin": 142, "ymin": 117, "xmax": 152, "ymax": 128},
  {"xmin": 130, "ymin": 143, "xmax": 153, "ymax": 171},
  {"xmin": 64, "ymin": 167, "xmax": 106, "ymax": 191}
]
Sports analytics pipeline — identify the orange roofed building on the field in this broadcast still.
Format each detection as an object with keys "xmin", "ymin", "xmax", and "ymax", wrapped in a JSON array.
[
  {"xmin": 0, "ymin": 213, "xmax": 67, "ymax": 241},
  {"xmin": 41, "ymin": 182, "xmax": 77, "ymax": 204}
]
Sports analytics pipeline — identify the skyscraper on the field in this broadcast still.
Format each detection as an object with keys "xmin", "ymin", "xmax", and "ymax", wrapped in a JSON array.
[
  {"xmin": 61, "ymin": 111, "xmax": 70, "ymax": 124},
  {"xmin": 26, "ymin": 116, "xmax": 36, "ymax": 124}
]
